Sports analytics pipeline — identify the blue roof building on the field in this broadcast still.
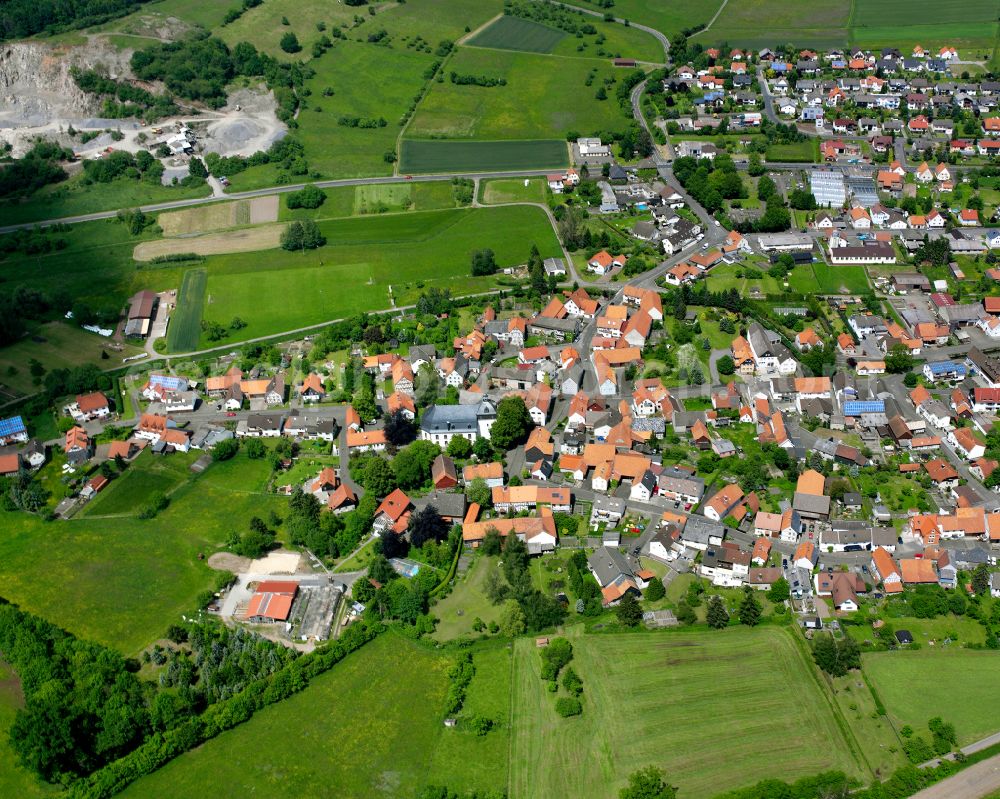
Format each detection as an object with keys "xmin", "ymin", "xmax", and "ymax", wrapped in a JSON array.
[
  {"xmin": 923, "ymin": 360, "xmax": 967, "ymax": 382},
  {"xmin": 0, "ymin": 415, "xmax": 28, "ymax": 444}
]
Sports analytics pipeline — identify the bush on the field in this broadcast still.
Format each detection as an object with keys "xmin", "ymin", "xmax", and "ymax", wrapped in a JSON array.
[
  {"xmin": 279, "ymin": 32, "xmax": 301, "ymax": 53},
  {"xmin": 285, "ymin": 184, "xmax": 325, "ymax": 209},
  {"xmin": 554, "ymin": 696, "xmax": 582, "ymax": 717}
]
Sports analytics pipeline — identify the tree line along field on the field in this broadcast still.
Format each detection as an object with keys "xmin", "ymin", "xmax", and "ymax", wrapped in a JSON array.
[
  {"xmin": 510, "ymin": 626, "xmax": 865, "ymax": 798},
  {"xmin": 118, "ymin": 633, "xmax": 510, "ymax": 799},
  {"xmin": 0, "ymin": 451, "xmax": 283, "ymax": 655},
  {"xmin": 186, "ymin": 205, "xmax": 561, "ymax": 348},
  {"xmin": 405, "ymin": 48, "xmax": 634, "ymax": 141},
  {"xmin": 399, "ymin": 139, "xmax": 568, "ymax": 173}
]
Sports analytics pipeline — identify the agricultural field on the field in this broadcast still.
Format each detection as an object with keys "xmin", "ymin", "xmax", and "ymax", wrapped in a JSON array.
[
  {"xmin": 481, "ymin": 177, "xmax": 549, "ymax": 205},
  {"xmin": 192, "ymin": 205, "xmax": 561, "ymax": 346},
  {"xmin": 133, "ymin": 225, "xmax": 285, "ymax": 261},
  {"xmin": 467, "ymin": 12, "xmax": 663, "ymax": 62},
  {"xmin": 0, "ymin": 663, "xmax": 55, "ymax": 799},
  {"xmin": 850, "ymin": 0, "xmax": 999, "ymax": 55},
  {"xmin": 120, "ymin": 633, "xmax": 508, "ymax": 798},
  {"xmin": 294, "ymin": 40, "xmax": 434, "ymax": 179},
  {"xmin": 158, "ymin": 197, "xmax": 276, "ymax": 237},
  {"xmin": 561, "ymin": 0, "xmax": 722, "ymax": 39},
  {"xmin": 0, "ymin": 451, "xmax": 283, "ymax": 655},
  {"xmin": 707, "ymin": 0, "xmax": 851, "ymax": 49},
  {"xmin": 354, "ymin": 184, "xmax": 417, "ymax": 215},
  {"xmin": 376, "ymin": 0, "xmax": 504, "ymax": 43},
  {"xmin": 167, "ymin": 269, "xmax": 208, "ymax": 352},
  {"xmin": 864, "ymin": 650, "xmax": 1000, "ymax": 746},
  {"xmin": 406, "ymin": 48, "xmax": 634, "ymax": 141},
  {"xmin": 0, "ymin": 323, "xmax": 142, "ymax": 399},
  {"xmin": 510, "ymin": 627, "xmax": 864, "ymax": 798},
  {"xmin": 468, "ymin": 15, "xmax": 567, "ymax": 54},
  {"xmin": 766, "ymin": 140, "xmax": 818, "ymax": 163},
  {"xmin": 399, "ymin": 139, "xmax": 568, "ymax": 173}
]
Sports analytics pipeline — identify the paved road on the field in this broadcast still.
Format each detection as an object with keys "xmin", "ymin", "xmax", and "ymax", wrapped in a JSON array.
[
  {"xmin": 0, "ymin": 168, "xmax": 562, "ymax": 234},
  {"xmin": 909, "ymin": 752, "xmax": 1000, "ymax": 799}
]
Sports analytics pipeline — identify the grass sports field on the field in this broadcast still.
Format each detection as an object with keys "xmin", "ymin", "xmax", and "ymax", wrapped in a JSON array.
[
  {"xmin": 166, "ymin": 268, "xmax": 206, "ymax": 352},
  {"xmin": 407, "ymin": 49, "xmax": 633, "ymax": 141},
  {"xmin": 0, "ymin": 451, "xmax": 282, "ymax": 654},
  {"xmin": 864, "ymin": 650, "xmax": 1000, "ymax": 746},
  {"xmin": 121, "ymin": 633, "xmax": 510, "ymax": 798},
  {"xmin": 193, "ymin": 205, "xmax": 561, "ymax": 346},
  {"xmin": 481, "ymin": 177, "xmax": 548, "ymax": 205},
  {"xmin": 510, "ymin": 627, "xmax": 864, "ymax": 798},
  {"xmin": 400, "ymin": 140, "xmax": 567, "ymax": 173},
  {"xmin": 468, "ymin": 15, "xmax": 567, "ymax": 53}
]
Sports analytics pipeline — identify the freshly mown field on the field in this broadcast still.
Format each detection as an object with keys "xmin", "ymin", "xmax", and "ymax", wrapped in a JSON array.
[
  {"xmin": 120, "ymin": 633, "xmax": 509, "ymax": 798},
  {"xmin": 133, "ymin": 225, "xmax": 285, "ymax": 261},
  {"xmin": 406, "ymin": 48, "xmax": 634, "ymax": 141},
  {"xmin": 481, "ymin": 177, "xmax": 548, "ymax": 205},
  {"xmin": 708, "ymin": 0, "xmax": 851, "ymax": 49},
  {"xmin": 766, "ymin": 140, "xmax": 817, "ymax": 163},
  {"xmin": 0, "ymin": 452, "xmax": 282, "ymax": 654},
  {"xmin": 787, "ymin": 261, "xmax": 870, "ymax": 295},
  {"xmin": 468, "ymin": 15, "xmax": 567, "ymax": 53},
  {"xmin": 864, "ymin": 650, "xmax": 1000, "ymax": 746},
  {"xmin": 193, "ymin": 205, "xmax": 560, "ymax": 346},
  {"xmin": 400, "ymin": 139, "xmax": 568, "ymax": 173},
  {"xmin": 0, "ymin": 323, "xmax": 142, "ymax": 398},
  {"xmin": 0, "ymin": 663, "xmax": 55, "ymax": 799},
  {"xmin": 510, "ymin": 627, "xmax": 864, "ymax": 798},
  {"xmin": 166, "ymin": 268, "xmax": 207, "ymax": 352},
  {"xmin": 561, "ymin": 0, "xmax": 722, "ymax": 38}
]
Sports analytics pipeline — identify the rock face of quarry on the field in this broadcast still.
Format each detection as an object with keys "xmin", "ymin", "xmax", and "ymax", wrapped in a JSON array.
[{"xmin": 0, "ymin": 40, "xmax": 132, "ymax": 130}]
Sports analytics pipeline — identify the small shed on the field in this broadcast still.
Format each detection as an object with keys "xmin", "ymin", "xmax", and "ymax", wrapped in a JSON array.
[{"xmin": 895, "ymin": 629, "xmax": 914, "ymax": 645}]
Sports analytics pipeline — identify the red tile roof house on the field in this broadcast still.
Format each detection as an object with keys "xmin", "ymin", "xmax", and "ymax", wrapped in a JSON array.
[
  {"xmin": 71, "ymin": 391, "xmax": 111, "ymax": 421},
  {"xmin": 374, "ymin": 488, "xmax": 412, "ymax": 535}
]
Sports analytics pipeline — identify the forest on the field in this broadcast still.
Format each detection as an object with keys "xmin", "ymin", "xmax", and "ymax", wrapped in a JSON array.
[{"xmin": 0, "ymin": 0, "xmax": 151, "ymax": 40}]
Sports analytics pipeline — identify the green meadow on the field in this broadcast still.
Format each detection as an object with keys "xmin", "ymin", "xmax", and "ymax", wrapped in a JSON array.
[{"xmin": 194, "ymin": 205, "xmax": 562, "ymax": 346}]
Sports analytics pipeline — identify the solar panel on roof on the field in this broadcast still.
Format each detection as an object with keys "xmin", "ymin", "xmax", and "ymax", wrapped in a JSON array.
[
  {"xmin": 149, "ymin": 374, "xmax": 187, "ymax": 391},
  {"xmin": 843, "ymin": 401, "xmax": 884, "ymax": 416},
  {"xmin": 0, "ymin": 416, "xmax": 26, "ymax": 437}
]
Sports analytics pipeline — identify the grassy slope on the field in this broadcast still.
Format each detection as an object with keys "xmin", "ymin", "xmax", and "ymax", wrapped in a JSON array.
[
  {"xmin": 559, "ymin": 0, "xmax": 721, "ymax": 38},
  {"xmin": 120, "ymin": 633, "xmax": 508, "ymax": 798},
  {"xmin": 510, "ymin": 626, "xmax": 863, "ymax": 799},
  {"xmin": 294, "ymin": 40, "xmax": 434, "ymax": 179},
  {"xmin": 0, "ymin": 452, "xmax": 283, "ymax": 655},
  {"xmin": 431, "ymin": 555, "xmax": 506, "ymax": 641},
  {"xmin": 406, "ymin": 47, "xmax": 634, "ymax": 140},
  {"xmin": 0, "ymin": 173, "xmax": 212, "ymax": 227},
  {"xmin": 194, "ymin": 205, "xmax": 561, "ymax": 346},
  {"xmin": 0, "ymin": 322, "xmax": 142, "ymax": 397},
  {"xmin": 864, "ymin": 650, "xmax": 1000, "ymax": 746}
]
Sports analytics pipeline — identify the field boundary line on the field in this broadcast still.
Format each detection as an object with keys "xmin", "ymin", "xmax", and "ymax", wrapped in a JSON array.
[
  {"xmin": 690, "ymin": 0, "xmax": 730, "ymax": 38},
  {"xmin": 507, "ymin": 638, "xmax": 517, "ymax": 799},
  {"xmin": 788, "ymin": 626, "xmax": 874, "ymax": 780},
  {"xmin": 394, "ymin": 44, "xmax": 460, "ymax": 172},
  {"xmin": 457, "ymin": 12, "xmax": 503, "ymax": 46}
]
